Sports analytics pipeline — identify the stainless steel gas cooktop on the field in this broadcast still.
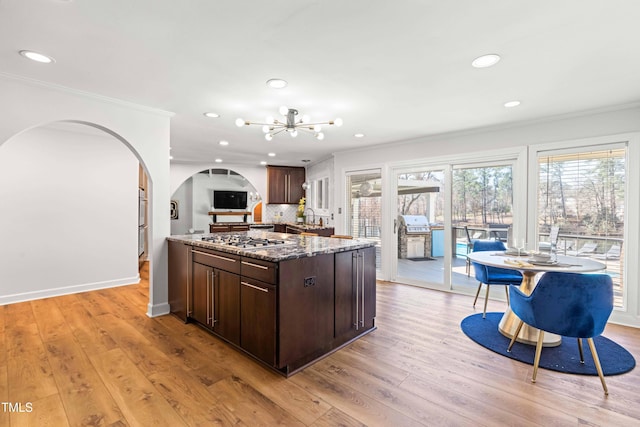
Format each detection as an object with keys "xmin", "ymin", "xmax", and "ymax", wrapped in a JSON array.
[{"xmin": 201, "ymin": 235, "xmax": 293, "ymax": 249}]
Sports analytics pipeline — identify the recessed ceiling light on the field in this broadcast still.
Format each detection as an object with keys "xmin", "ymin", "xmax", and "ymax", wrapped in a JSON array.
[
  {"xmin": 204, "ymin": 112, "xmax": 220, "ymax": 118},
  {"xmin": 268, "ymin": 152, "xmax": 276, "ymax": 157},
  {"xmin": 260, "ymin": 161, "xmax": 267, "ymax": 165},
  {"xmin": 472, "ymin": 54, "xmax": 501, "ymax": 68},
  {"xmin": 215, "ymin": 158, "xmax": 222, "ymax": 163},
  {"xmin": 266, "ymin": 78, "xmax": 288, "ymax": 89},
  {"xmin": 504, "ymin": 100, "xmax": 521, "ymax": 108},
  {"xmin": 219, "ymin": 140, "xmax": 229, "ymax": 146},
  {"xmin": 19, "ymin": 50, "xmax": 55, "ymax": 63},
  {"xmin": 354, "ymin": 133, "xmax": 365, "ymax": 138}
]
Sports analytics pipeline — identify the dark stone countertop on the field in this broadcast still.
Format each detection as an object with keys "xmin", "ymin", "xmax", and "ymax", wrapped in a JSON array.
[{"xmin": 167, "ymin": 230, "xmax": 375, "ymax": 262}]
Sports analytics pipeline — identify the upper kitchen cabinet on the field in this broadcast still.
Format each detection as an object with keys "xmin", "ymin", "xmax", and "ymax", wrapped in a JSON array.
[{"xmin": 266, "ymin": 166, "xmax": 305, "ymax": 204}]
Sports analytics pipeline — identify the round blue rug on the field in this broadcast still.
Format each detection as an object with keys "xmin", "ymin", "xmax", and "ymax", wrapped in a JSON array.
[{"xmin": 461, "ymin": 312, "xmax": 636, "ymax": 376}]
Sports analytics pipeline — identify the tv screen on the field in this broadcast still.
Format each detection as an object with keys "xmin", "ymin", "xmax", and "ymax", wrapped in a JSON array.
[{"xmin": 213, "ymin": 190, "xmax": 247, "ymax": 210}]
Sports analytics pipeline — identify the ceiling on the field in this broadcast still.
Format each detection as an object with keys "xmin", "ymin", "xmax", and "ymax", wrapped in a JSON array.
[{"xmin": 2, "ymin": 1, "xmax": 640, "ymax": 167}]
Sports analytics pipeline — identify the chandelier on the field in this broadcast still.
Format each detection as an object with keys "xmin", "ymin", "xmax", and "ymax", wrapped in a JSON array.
[{"xmin": 235, "ymin": 106, "xmax": 342, "ymax": 141}]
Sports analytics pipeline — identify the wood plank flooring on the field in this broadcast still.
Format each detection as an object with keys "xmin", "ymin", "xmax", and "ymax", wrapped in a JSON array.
[{"xmin": 1, "ymin": 262, "xmax": 639, "ymax": 426}]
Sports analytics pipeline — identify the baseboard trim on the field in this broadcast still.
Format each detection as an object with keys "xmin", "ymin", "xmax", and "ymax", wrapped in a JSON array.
[
  {"xmin": 147, "ymin": 302, "xmax": 170, "ymax": 318},
  {"xmin": 0, "ymin": 275, "xmax": 141, "ymax": 306}
]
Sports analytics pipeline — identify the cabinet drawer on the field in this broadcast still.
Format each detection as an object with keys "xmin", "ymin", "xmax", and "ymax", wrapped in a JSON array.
[
  {"xmin": 192, "ymin": 248, "xmax": 240, "ymax": 273},
  {"xmin": 241, "ymin": 257, "xmax": 277, "ymax": 284},
  {"xmin": 229, "ymin": 224, "xmax": 250, "ymax": 231}
]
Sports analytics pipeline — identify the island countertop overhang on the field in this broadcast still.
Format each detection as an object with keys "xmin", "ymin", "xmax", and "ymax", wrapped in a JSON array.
[{"xmin": 167, "ymin": 231, "xmax": 376, "ymax": 262}]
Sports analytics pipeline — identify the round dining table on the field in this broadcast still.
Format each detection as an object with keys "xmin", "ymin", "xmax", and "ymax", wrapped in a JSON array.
[{"xmin": 467, "ymin": 251, "xmax": 606, "ymax": 347}]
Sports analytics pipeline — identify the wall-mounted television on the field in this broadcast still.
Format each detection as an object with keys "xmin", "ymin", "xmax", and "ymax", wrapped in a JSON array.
[{"xmin": 213, "ymin": 190, "xmax": 248, "ymax": 210}]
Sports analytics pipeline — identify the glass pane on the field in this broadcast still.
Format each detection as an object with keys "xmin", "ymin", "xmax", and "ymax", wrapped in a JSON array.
[
  {"xmin": 452, "ymin": 165, "xmax": 514, "ymax": 290},
  {"xmin": 537, "ymin": 147, "xmax": 626, "ymax": 308},
  {"xmin": 396, "ymin": 169, "xmax": 445, "ymax": 286},
  {"xmin": 347, "ymin": 171, "xmax": 382, "ymax": 275},
  {"xmin": 316, "ymin": 179, "xmax": 323, "ymax": 209}
]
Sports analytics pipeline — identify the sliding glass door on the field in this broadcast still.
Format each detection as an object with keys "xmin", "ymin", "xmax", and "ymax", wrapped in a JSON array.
[
  {"xmin": 346, "ymin": 170, "xmax": 382, "ymax": 275},
  {"xmin": 395, "ymin": 168, "xmax": 446, "ymax": 287}
]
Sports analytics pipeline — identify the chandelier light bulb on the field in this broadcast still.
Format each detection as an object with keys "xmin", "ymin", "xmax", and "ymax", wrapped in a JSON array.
[
  {"xmin": 290, "ymin": 130, "xmax": 298, "ymax": 138},
  {"xmin": 265, "ymin": 133, "xmax": 273, "ymax": 141},
  {"xmin": 316, "ymin": 132, "xmax": 325, "ymax": 140},
  {"xmin": 279, "ymin": 105, "xmax": 289, "ymax": 116},
  {"xmin": 313, "ymin": 125, "xmax": 322, "ymax": 132},
  {"xmin": 262, "ymin": 125, "xmax": 270, "ymax": 133},
  {"xmin": 235, "ymin": 118, "xmax": 245, "ymax": 127},
  {"xmin": 334, "ymin": 118, "xmax": 343, "ymax": 127}
]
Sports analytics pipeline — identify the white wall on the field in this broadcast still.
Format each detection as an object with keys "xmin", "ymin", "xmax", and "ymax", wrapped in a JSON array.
[
  {"xmin": 0, "ymin": 74, "xmax": 171, "ymax": 316},
  {"xmin": 0, "ymin": 125, "xmax": 138, "ymax": 302}
]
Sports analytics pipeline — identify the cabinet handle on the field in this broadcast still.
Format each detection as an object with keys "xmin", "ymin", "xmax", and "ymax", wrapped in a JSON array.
[
  {"xmin": 241, "ymin": 281, "xmax": 269, "ymax": 293},
  {"xmin": 206, "ymin": 270, "xmax": 211, "ymax": 324},
  {"xmin": 353, "ymin": 252, "xmax": 359, "ymax": 331},
  {"xmin": 186, "ymin": 248, "xmax": 192, "ymax": 316},
  {"xmin": 211, "ymin": 270, "xmax": 218, "ymax": 324},
  {"xmin": 360, "ymin": 252, "xmax": 365, "ymax": 327},
  {"xmin": 241, "ymin": 261, "xmax": 269, "ymax": 270},
  {"xmin": 192, "ymin": 250, "xmax": 237, "ymax": 263}
]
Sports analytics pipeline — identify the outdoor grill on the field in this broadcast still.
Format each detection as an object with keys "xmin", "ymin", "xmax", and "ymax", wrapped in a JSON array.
[{"xmin": 398, "ymin": 215, "xmax": 432, "ymax": 259}]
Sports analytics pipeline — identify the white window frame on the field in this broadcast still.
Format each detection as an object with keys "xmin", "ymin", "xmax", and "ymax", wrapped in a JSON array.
[{"xmin": 528, "ymin": 133, "xmax": 639, "ymax": 325}]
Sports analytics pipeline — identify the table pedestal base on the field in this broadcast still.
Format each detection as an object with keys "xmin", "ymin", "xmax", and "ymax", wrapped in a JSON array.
[{"xmin": 498, "ymin": 307, "xmax": 561, "ymax": 347}]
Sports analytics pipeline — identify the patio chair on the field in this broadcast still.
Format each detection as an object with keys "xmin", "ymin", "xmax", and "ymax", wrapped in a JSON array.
[
  {"xmin": 566, "ymin": 242, "xmax": 598, "ymax": 257},
  {"xmin": 593, "ymin": 244, "xmax": 621, "ymax": 260},
  {"xmin": 465, "ymin": 226, "xmax": 483, "ymax": 276}
]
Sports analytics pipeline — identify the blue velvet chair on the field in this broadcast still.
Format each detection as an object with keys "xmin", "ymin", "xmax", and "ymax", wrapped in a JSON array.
[
  {"xmin": 507, "ymin": 272, "xmax": 614, "ymax": 394},
  {"xmin": 471, "ymin": 240, "xmax": 522, "ymax": 318}
]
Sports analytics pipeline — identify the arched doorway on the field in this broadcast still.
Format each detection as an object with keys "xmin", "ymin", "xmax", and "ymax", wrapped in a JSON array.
[{"xmin": 0, "ymin": 121, "xmax": 149, "ymax": 305}]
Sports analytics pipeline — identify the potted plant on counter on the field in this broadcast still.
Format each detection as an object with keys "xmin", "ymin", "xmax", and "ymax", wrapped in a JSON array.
[{"xmin": 296, "ymin": 197, "xmax": 306, "ymax": 223}]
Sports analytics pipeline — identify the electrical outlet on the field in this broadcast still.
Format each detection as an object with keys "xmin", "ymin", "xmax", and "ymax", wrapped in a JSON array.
[{"xmin": 304, "ymin": 276, "xmax": 316, "ymax": 287}]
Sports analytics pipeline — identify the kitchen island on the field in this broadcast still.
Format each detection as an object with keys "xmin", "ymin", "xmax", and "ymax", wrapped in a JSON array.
[{"xmin": 167, "ymin": 231, "xmax": 376, "ymax": 376}]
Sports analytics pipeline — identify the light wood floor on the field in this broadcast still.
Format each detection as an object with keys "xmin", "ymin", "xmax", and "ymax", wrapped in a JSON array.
[{"xmin": 1, "ymin": 262, "xmax": 640, "ymax": 426}]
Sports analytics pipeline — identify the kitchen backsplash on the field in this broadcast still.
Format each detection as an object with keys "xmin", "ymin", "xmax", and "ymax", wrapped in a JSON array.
[{"xmin": 264, "ymin": 204, "xmax": 331, "ymax": 226}]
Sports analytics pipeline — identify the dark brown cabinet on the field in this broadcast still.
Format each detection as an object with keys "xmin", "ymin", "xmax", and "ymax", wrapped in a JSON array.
[
  {"xmin": 168, "ymin": 241, "xmax": 190, "ymax": 322},
  {"xmin": 168, "ymin": 237, "xmax": 376, "ymax": 376},
  {"xmin": 267, "ymin": 166, "xmax": 306, "ymax": 204},
  {"xmin": 190, "ymin": 248, "xmax": 241, "ymax": 346},
  {"xmin": 209, "ymin": 223, "xmax": 250, "ymax": 233},
  {"xmin": 240, "ymin": 277, "xmax": 276, "ymax": 366},
  {"xmin": 334, "ymin": 246, "xmax": 376, "ymax": 342},
  {"xmin": 278, "ymin": 253, "xmax": 334, "ymax": 368},
  {"xmin": 191, "ymin": 262, "xmax": 240, "ymax": 346}
]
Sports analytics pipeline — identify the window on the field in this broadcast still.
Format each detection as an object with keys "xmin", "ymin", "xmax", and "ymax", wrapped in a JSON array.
[{"xmin": 537, "ymin": 146, "xmax": 626, "ymax": 308}]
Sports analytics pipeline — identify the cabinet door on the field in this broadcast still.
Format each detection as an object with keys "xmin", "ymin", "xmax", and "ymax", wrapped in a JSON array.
[
  {"xmin": 168, "ymin": 241, "xmax": 189, "ymax": 322},
  {"xmin": 278, "ymin": 253, "xmax": 334, "ymax": 368},
  {"xmin": 212, "ymin": 269, "xmax": 240, "ymax": 345},
  {"xmin": 334, "ymin": 250, "xmax": 358, "ymax": 339},
  {"xmin": 192, "ymin": 262, "xmax": 212, "ymax": 328},
  {"xmin": 334, "ymin": 247, "xmax": 376, "ymax": 341},
  {"xmin": 273, "ymin": 224, "xmax": 287, "ymax": 233},
  {"xmin": 267, "ymin": 167, "xmax": 288, "ymax": 204},
  {"xmin": 287, "ymin": 167, "xmax": 306, "ymax": 203},
  {"xmin": 240, "ymin": 278, "xmax": 276, "ymax": 366},
  {"xmin": 360, "ymin": 246, "xmax": 377, "ymax": 330}
]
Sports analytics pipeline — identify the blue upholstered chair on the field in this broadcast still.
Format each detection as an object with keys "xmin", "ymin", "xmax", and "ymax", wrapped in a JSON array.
[
  {"xmin": 471, "ymin": 240, "xmax": 522, "ymax": 318},
  {"xmin": 507, "ymin": 272, "xmax": 614, "ymax": 394}
]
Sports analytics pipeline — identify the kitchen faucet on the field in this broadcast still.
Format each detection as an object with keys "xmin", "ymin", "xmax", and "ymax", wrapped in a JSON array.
[{"xmin": 304, "ymin": 208, "xmax": 316, "ymax": 225}]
